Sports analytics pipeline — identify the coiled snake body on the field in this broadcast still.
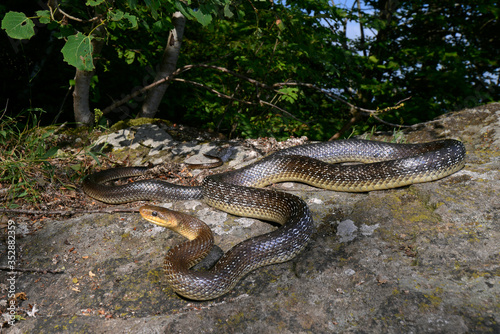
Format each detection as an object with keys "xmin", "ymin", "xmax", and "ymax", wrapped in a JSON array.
[{"xmin": 83, "ymin": 139, "xmax": 466, "ymax": 300}]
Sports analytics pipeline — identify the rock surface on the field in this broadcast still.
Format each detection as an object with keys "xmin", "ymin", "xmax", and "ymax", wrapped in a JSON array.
[{"xmin": 1, "ymin": 103, "xmax": 499, "ymax": 333}]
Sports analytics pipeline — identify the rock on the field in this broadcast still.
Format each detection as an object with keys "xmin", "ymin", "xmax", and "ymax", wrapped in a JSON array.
[{"xmin": 1, "ymin": 104, "xmax": 499, "ymax": 333}]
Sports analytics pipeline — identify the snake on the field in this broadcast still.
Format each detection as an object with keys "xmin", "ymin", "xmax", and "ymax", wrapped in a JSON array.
[{"xmin": 82, "ymin": 139, "xmax": 466, "ymax": 300}]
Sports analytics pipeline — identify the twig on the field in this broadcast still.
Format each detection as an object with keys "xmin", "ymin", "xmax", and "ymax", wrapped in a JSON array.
[
  {"xmin": 173, "ymin": 78, "xmax": 254, "ymax": 106},
  {"xmin": 195, "ymin": 65, "xmax": 279, "ymax": 92},
  {"xmin": 327, "ymin": 95, "xmax": 413, "ymax": 139},
  {"xmin": 101, "ymin": 65, "xmax": 194, "ymax": 115},
  {"xmin": 102, "ymin": 63, "xmax": 301, "ymax": 115},
  {"xmin": 101, "ymin": 62, "xmax": 411, "ymax": 133},
  {"xmin": 329, "ymin": 110, "xmax": 361, "ymax": 141},
  {"xmin": 49, "ymin": 0, "xmax": 101, "ymax": 23},
  {"xmin": 258, "ymin": 100, "xmax": 309, "ymax": 124},
  {"xmin": 0, "ymin": 266, "xmax": 64, "ymax": 274},
  {"xmin": 173, "ymin": 78, "xmax": 309, "ymax": 125},
  {"xmin": 1, "ymin": 99, "xmax": 8, "ymax": 118},
  {"xmin": 273, "ymin": 81, "xmax": 375, "ymax": 113},
  {"xmin": 370, "ymin": 114, "xmax": 411, "ymax": 128}
]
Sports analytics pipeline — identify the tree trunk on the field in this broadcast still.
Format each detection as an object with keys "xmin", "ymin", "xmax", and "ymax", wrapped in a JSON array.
[
  {"xmin": 140, "ymin": 12, "xmax": 186, "ymax": 118},
  {"xmin": 356, "ymin": 0, "xmax": 400, "ymax": 105},
  {"xmin": 73, "ymin": 69, "xmax": 94, "ymax": 126},
  {"xmin": 73, "ymin": 25, "xmax": 105, "ymax": 127}
]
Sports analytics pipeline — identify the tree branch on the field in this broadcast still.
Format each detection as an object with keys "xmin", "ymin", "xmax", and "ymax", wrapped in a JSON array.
[
  {"xmin": 140, "ymin": 12, "xmax": 186, "ymax": 118},
  {"xmin": 101, "ymin": 65, "xmax": 195, "ymax": 115},
  {"xmin": 101, "ymin": 63, "xmax": 410, "ymax": 134},
  {"xmin": 48, "ymin": 0, "xmax": 101, "ymax": 23},
  {"xmin": 172, "ymin": 78, "xmax": 309, "ymax": 124}
]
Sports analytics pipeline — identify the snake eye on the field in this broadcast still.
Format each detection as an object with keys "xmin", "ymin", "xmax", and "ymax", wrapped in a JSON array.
[{"xmin": 152, "ymin": 211, "xmax": 158, "ymax": 217}]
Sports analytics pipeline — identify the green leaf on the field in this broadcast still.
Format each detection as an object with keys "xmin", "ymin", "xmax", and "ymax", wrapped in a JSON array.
[
  {"xmin": 108, "ymin": 9, "xmax": 125, "ymax": 21},
  {"xmin": 124, "ymin": 49, "xmax": 135, "ymax": 64},
  {"xmin": 41, "ymin": 129, "xmax": 55, "ymax": 139},
  {"xmin": 176, "ymin": 3, "xmax": 214, "ymax": 27},
  {"xmin": 223, "ymin": 5, "xmax": 234, "ymax": 18},
  {"xmin": 1, "ymin": 11, "xmax": 36, "ymax": 40},
  {"xmin": 128, "ymin": 0, "xmax": 138, "ymax": 9},
  {"xmin": 175, "ymin": 2, "xmax": 194, "ymax": 20},
  {"xmin": 108, "ymin": 10, "xmax": 137, "ymax": 29},
  {"xmin": 61, "ymin": 32, "xmax": 94, "ymax": 71},
  {"xmin": 192, "ymin": 10, "xmax": 213, "ymax": 27},
  {"xmin": 70, "ymin": 164, "xmax": 82, "ymax": 171},
  {"xmin": 87, "ymin": 150, "xmax": 101, "ymax": 164},
  {"xmin": 36, "ymin": 10, "xmax": 51, "ymax": 24},
  {"xmin": 278, "ymin": 87, "xmax": 299, "ymax": 103},
  {"xmin": 62, "ymin": 183, "xmax": 77, "ymax": 190},
  {"xmin": 42, "ymin": 146, "xmax": 59, "ymax": 159},
  {"xmin": 86, "ymin": 0, "xmax": 105, "ymax": 6},
  {"xmin": 122, "ymin": 13, "xmax": 138, "ymax": 29}
]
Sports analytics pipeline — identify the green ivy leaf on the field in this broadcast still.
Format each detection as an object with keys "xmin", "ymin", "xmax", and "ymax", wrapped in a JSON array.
[
  {"xmin": 1, "ymin": 11, "xmax": 36, "ymax": 40},
  {"xmin": 61, "ymin": 32, "xmax": 94, "ymax": 71}
]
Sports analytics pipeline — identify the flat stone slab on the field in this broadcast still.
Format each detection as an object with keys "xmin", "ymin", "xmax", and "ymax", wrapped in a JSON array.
[{"xmin": 1, "ymin": 104, "xmax": 499, "ymax": 333}]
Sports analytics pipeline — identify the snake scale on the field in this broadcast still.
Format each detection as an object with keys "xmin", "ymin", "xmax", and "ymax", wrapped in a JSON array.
[{"xmin": 82, "ymin": 139, "xmax": 466, "ymax": 300}]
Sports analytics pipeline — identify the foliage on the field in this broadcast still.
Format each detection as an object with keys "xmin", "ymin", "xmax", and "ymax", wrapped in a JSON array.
[
  {"xmin": 0, "ymin": 110, "xmax": 58, "ymax": 205},
  {"xmin": 0, "ymin": 107, "xmax": 114, "ymax": 205},
  {"xmin": 164, "ymin": 0, "xmax": 354, "ymax": 140},
  {"xmin": 358, "ymin": 0, "xmax": 499, "ymax": 123},
  {"xmin": 1, "ymin": 0, "xmax": 498, "ymax": 140},
  {"xmin": 153, "ymin": 0, "xmax": 498, "ymax": 139},
  {"xmin": 1, "ymin": 0, "xmax": 236, "ymax": 70}
]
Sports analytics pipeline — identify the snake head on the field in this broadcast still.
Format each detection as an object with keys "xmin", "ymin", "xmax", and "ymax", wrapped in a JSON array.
[
  {"xmin": 139, "ymin": 205, "xmax": 178, "ymax": 227},
  {"xmin": 139, "ymin": 205, "xmax": 209, "ymax": 241}
]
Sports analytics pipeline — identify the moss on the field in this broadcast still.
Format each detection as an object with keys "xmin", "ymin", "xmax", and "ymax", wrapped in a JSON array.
[
  {"xmin": 110, "ymin": 118, "xmax": 171, "ymax": 132},
  {"xmin": 225, "ymin": 311, "xmax": 246, "ymax": 327},
  {"xmin": 110, "ymin": 144, "xmax": 150, "ymax": 163},
  {"xmin": 147, "ymin": 269, "xmax": 162, "ymax": 284},
  {"xmin": 419, "ymin": 293, "xmax": 442, "ymax": 311}
]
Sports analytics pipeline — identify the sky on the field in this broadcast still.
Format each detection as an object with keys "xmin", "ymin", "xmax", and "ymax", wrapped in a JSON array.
[{"xmin": 335, "ymin": 0, "xmax": 375, "ymax": 39}]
